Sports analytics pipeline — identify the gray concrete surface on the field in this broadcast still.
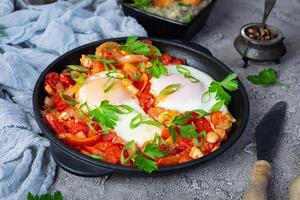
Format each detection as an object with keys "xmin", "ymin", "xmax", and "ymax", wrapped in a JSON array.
[{"xmin": 50, "ymin": 0, "xmax": 300, "ymax": 199}]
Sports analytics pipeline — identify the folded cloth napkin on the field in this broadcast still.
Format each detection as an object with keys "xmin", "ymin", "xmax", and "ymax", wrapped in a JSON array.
[{"xmin": 0, "ymin": 0, "xmax": 147, "ymax": 199}]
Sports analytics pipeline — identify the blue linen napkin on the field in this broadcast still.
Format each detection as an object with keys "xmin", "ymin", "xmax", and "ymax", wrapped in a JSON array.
[{"xmin": 0, "ymin": 0, "xmax": 147, "ymax": 199}]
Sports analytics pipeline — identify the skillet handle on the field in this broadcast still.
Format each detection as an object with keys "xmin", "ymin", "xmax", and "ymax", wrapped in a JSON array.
[
  {"xmin": 173, "ymin": 40, "xmax": 213, "ymax": 57},
  {"xmin": 51, "ymin": 144, "xmax": 113, "ymax": 177}
]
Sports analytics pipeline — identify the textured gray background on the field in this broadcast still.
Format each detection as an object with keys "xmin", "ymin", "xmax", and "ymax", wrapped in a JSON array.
[{"xmin": 50, "ymin": 0, "xmax": 300, "ymax": 199}]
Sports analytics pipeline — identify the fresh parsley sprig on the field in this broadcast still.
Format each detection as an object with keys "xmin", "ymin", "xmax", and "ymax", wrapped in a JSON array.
[
  {"xmin": 147, "ymin": 59, "xmax": 168, "ymax": 78},
  {"xmin": 143, "ymin": 143, "xmax": 167, "ymax": 159},
  {"xmin": 202, "ymin": 73, "xmax": 238, "ymax": 106},
  {"xmin": 134, "ymin": 151, "xmax": 158, "ymax": 173},
  {"xmin": 247, "ymin": 68, "xmax": 289, "ymax": 87},
  {"xmin": 85, "ymin": 100, "xmax": 133, "ymax": 133},
  {"xmin": 120, "ymin": 36, "xmax": 151, "ymax": 55},
  {"xmin": 168, "ymin": 113, "xmax": 199, "ymax": 142},
  {"xmin": 27, "ymin": 191, "xmax": 63, "ymax": 200}
]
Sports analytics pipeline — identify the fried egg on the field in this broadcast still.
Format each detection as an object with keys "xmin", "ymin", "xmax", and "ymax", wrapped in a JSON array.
[
  {"xmin": 150, "ymin": 64, "xmax": 227, "ymax": 113},
  {"xmin": 76, "ymin": 72, "xmax": 161, "ymax": 147}
]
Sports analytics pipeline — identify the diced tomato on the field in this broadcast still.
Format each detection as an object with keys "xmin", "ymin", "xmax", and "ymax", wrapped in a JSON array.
[
  {"xmin": 200, "ymin": 142, "xmax": 215, "ymax": 154},
  {"xmin": 91, "ymin": 61, "xmax": 105, "ymax": 74},
  {"xmin": 53, "ymin": 94, "xmax": 69, "ymax": 112},
  {"xmin": 193, "ymin": 117, "xmax": 213, "ymax": 133},
  {"xmin": 103, "ymin": 51, "xmax": 115, "ymax": 60},
  {"xmin": 157, "ymin": 149, "xmax": 189, "ymax": 167},
  {"xmin": 67, "ymin": 121, "xmax": 89, "ymax": 134},
  {"xmin": 45, "ymin": 72, "xmax": 60, "ymax": 90},
  {"xmin": 210, "ymin": 111, "xmax": 223, "ymax": 126},
  {"xmin": 92, "ymin": 123, "xmax": 102, "ymax": 132},
  {"xmin": 172, "ymin": 58, "xmax": 185, "ymax": 65},
  {"xmin": 173, "ymin": 137, "xmax": 194, "ymax": 154},
  {"xmin": 103, "ymin": 132, "xmax": 117, "ymax": 142},
  {"xmin": 161, "ymin": 128, "xmax": 170, "ymax": 139},
  {"xmin": 44, "ymin": 113, "xmax": 66, "ymax": 134},
  {"xmin": 64, "ymin": 134, "xmax": 102, "ymax": 147},
  {"xmin": 141, "ymin": 39, "xmax": 152, "ymax": 45},
  {"xmin": 103, "ymin": 144, "xmax": 122, "ymax": 164},
  {"xmin": 60, "ymin": 74, "xmax": 74, "ymax": 87},
  {"xmin": 160, "ymin": 53, "xmax": 173, "ymax": 65},
  {"xmin": 137, "ymin": 83, "xmax": 153, "ymax": 112}
]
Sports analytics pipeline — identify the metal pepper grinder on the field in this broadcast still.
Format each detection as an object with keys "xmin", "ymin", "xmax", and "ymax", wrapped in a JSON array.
[{"xmin": 234, "ymin": 0, "xmax": 287, "ymax": 67}]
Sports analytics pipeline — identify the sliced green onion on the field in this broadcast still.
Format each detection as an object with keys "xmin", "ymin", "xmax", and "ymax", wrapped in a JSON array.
[
  {"xmin": 86, "ymin": 121, "xmax": 102, "ymax": 133},
  {"xmin": 130, "ymin": 113, "xmax": 143, "ymax": 129},
  {"xmin": 67, "ymin": 65, "xmax": 89, "ymax": 72},
  {"xmin": 120, "ymin": 141, "xmax": 137, "ymax": 164},
  {"xmin": 159, "ymin": 83, "xmax": 181, "ymax": 96},
  {"xmin": 116, "ymin": 104, "xmax": 134, "ymax": 114},
  {"xmin": 185, "ymin": 74, "xmax": 200, "ymax": 83},
  {"xmin": 80, "ymin": 102, "xmax": 91, "ymax": 112},
  {"xmin": 130, "ymin": 113, "xmax": 162, "ymax": 129},
  {"xmin": 106, "ymin": 71, "xmax": 127, "ymax": 79},
  {"xmin": 77, "ymin": 109, "xmax": 86, "ymax": 119},
  {"xmin": 210, "ymin": 100, "xmax": 225, "ymax": 112},
  {"xmin": 89, "ymin": 154, "xmax": 103, "ymax": 160},
  {"xmin": 70, "ymin": 71, "xmax": 85, "ymax": 84},
  {"xmin": 198, "ymin": 131, "xmax": 207, "ymax": 147},
  {"xmin": 60, "ymin": 93, "xmax": 79, "ymax": 105},
  {"xmin": 153, "ymin": 133, "xmax": 167, "ymax": 146},
  {"xmin": 104, "ymin": 78, "xmax": 115, "ymax": 93},
  {"xmin": 201, "ymin": 91, "xmax": 211, "ymax": 103},
  {"xmin": 193, "ymin": 137, "xmax": 200, "ymax": 147},
  {"xmin": 192, "ymin": 109, "xmax": 209, "ymax": 118},
  {"xmin": 88, "ymin": 54, "xmax": 116, "ymax": 71},
  {"xmin": 176, "ymin": 65, "xmax": 191, "ymax": 75}
]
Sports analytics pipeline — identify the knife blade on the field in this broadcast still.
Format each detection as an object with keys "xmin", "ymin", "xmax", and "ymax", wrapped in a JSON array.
[
  {"xmin": 255, "ymin": 101, "xmax": 287, "ymax": 161},
  {"xmin": 243, "ymin": 101, "xmax": 287, "ymax": 200}
]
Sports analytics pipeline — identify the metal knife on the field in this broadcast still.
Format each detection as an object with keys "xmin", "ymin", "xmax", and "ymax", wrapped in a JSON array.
[{"xmin": 243, "ymin": 101, "xmax": 287, "ymax": 200}]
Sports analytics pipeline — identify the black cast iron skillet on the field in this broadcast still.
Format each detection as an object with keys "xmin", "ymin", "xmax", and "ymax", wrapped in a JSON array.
[{"xmin": 33, "ymin": 37, "xmax": 249, "ymax": 177}]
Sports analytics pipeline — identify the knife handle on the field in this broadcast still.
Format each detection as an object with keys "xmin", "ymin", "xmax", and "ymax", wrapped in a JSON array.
[
  {"xmin": 243, "ymin": 160, "xmax": 272, "ymax": 200},
  {"xmin": 289, "ymin": 174, "xmax": 300, "ymax": 200}
]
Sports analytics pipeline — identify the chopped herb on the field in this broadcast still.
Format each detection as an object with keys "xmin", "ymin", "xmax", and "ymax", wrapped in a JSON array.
[
  {"xmin": 134, "ymin": 151, "xmax": 158, "ymax": 173},
  {"xmin": 27, "ymin": 191, "xmax": 63, "ymax": 200},
  {"xmin": 131, "ymin": 0, "xmax": 151, "ymax": 9},
  {"xmin": 121, "ymin": 141, "xmax": 137, "ymax": 164},
  {"xmin": 67, "ymin": 65, "xmax": 89, "ymax": 72},
  {"xmin": 106, "ymin": 71, "xmax": 127, "ymax": 79},
  {"xmin": 143, "ymin": 143, "xmax": 166, "ymax": 159},
  {"xmin": 60, "ymin": 93, "xmax": 79, "ymax": 105},
  {"xmin": 181, "ymin": 13, "xmax": 193, "ymax": 23},
  {"xmin": 203, "ymin": 73, "xmax": 238, "ymax": 105},
  {"xmin": 153, "ymin": 133, "xmax": 167, "ymax": 146},
  {"xmin": 88, "ymin": 100, "xmax": 133, "ymax": 133},
  {"xmin": 147, "ymin": 59, "xmax": 167, "ymax": 78},
  {"xmin": 70, "ymin": 71, "xmax": 85, "ymax": 84},
  {"xmin": 247, "ymin": 68, "xmax": 288, "ymax": 87},
  {"xmin": 130, "ymin": 113, "xmax": 162, "ymax": 129},
  {"xmin": 177, "ymin": 124, "xmax": 199, "ymax": 138},
  {"xmin": 194, "ymin": 131, "xmax": 207, "ymax": 147},
  {"xmin": 120, "ymin": 36, "xmax": 151, "ymax": 55},
  {"xmin": 210, "ymin": 100, "xmax": 225, "ymax": 112},
  {"xmin": 89, "ymin": 154, "xmax": 103, "ymax": 159}
]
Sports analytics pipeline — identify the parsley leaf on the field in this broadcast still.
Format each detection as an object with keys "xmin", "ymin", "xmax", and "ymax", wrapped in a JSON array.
[
  {"xmin": 210, "ymin": 100, "xmax": 225, "ymax": 112},
  {"xmin": 205, "ymin": 73, "xmax": 238, "ymax": 105},
  {"xmin": 121, "ymin": 36, "xmax": 151, "ymax": 55},
  {"xmin": 27, "ymin": 191, "xmax": 63, "ymax": 200},
  {"xmin": 143, "ymin": 143, "xmax": 166, "ymax": 159},
  {"xmin": 247, "ymin": 68, "xmax": 288, "ymax": 87},
  {"xmin": 134, "ymin": 151, "xmax": 158, "ymax": 173},
  {"xmin": 147, "ymin": 59, "xmax": 167, "ymax": 78},
  {"xmin": 168, "ymin": 113, "xmax": 199, "ymax": 142},
  {"xmin": 87, "ymin": 100, "xmax": 133, "ymax": 133}
]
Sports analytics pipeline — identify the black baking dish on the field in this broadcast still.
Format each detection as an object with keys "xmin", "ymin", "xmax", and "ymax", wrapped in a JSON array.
[
  {"xmin": 122, "ymin": 0, "xmax": 217, "ymax": 39},
  {"xmin": 33, "ymin": 37, "xmax": 249, "ymax": 177}
]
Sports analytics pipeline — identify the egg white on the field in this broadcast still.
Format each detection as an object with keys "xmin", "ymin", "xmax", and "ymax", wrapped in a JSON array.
[
  {"xmin": 76, "ymin": 72, "xmax": 161, "ymax": 147},
  {"xmin": 150, "ymin": 64, "xmax": 227, "ymax": 113}
]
